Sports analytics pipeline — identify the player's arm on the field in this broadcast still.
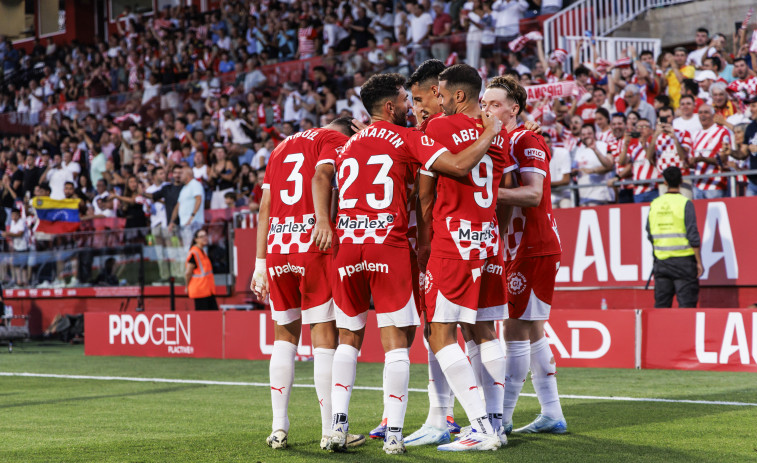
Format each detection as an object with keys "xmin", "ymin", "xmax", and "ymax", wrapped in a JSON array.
[
  {"xmin": 497, "ymin": 171, "xmax": 544, "ymax": 208},
  {"xmin": 312, "ymin": 163, "xmax": 336, "ymax": 251},
  {"xmin": 416, "ymin": 172, "xmax": 436, "ymax": 273},
  {"xmin": 428, "ymin": 112, "xmax": 503, "ymax": 177},
  {"xmin": 496, "ymin": 174, "xmax": 513, "ymax": 238},
  {"xmin": 251, "ymin": 188, "xmax": 271, "ymax": 299}
]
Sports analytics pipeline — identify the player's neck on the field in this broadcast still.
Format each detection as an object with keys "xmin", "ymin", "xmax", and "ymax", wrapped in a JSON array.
[
  {"xmin": 505, "ymin": 118, "xmax": 519, "ymax": 133},
  {"xmin": 459, "ymin": 102, "xmax": 480, "ymax": 119}
]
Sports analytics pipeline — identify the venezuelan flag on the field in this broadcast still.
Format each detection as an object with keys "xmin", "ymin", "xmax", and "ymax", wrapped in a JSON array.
[{"xmin": 33, "ymin": 196, "xmax": 82, "ymax": 234}]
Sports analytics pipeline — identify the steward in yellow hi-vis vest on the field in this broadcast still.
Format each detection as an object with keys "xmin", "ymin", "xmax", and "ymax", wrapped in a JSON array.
[
  {"xmin": 645, "ymin": 167, "xmax": 702, "ymax": 308},
  {"xmin": 185, "ymin": 229, "xmax": 218, "ymax": 310}
]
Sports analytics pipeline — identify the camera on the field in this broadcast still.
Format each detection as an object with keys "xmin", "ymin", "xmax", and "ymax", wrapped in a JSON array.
[
  {"xmin": 659, "ymin": 116, "xmax": 669, "ymax": 124},
  {"xmin": 630, "ymin": 131, "xmax": 641, "ymax": 138}
]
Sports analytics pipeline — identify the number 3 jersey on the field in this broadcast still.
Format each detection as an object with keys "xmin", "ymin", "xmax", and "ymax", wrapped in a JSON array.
[
  {"xmin": 336, "ymin": 120, "xmax": 447, "ymax": 248},
  {"xmin": 262, "ymin": 127, "xmax": 348, "ymax": 254},
  {"xmin": 504, "ymin": 127, "xmax": 562, "ymax": 260},
  {"xmin": 424, "ymin": 113, "xmax": 513, "ymax": 260}
]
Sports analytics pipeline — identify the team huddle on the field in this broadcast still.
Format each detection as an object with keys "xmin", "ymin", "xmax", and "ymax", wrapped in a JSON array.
[{"xmin": 252, "ymin": 59, "xmax": 564, "ymax": 454}]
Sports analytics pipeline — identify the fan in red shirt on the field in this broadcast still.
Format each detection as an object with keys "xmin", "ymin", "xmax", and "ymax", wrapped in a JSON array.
[
  {"xmin": 312, "ymin": 73, "xmax": 503, "ymax": 454},
  {"xmin": 481, "ymin": 75, "xmax": 566, "ymax": 436},
  {"xmin": 250, "ymin": 117, "xmax": 366, "ymax": 451}
]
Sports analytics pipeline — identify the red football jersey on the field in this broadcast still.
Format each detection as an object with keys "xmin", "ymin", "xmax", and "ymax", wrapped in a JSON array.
[
  {"xmin": 336, "ymin": 120, "xmax": 447, "ymax": 247},
  {"xmin": 504, "ymin": 127, "xmax": 562, "ymax": 260},
  {"xmin": 424, "ymin": 113, "xmax": 512, "ymax": 260},
  {"xmin": 263, "ymin": 128, "xmax": 347, "ymax": 254}
]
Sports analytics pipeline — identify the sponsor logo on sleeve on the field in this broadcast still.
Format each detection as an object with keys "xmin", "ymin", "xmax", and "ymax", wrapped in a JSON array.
[{"xmin": 524, "ymin": 148, "xmax": 546, "ymax": 161}]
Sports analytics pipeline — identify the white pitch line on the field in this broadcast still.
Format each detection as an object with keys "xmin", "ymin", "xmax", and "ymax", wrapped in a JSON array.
[{"xmin": 2, "ymin": 372, "xmax": 756, "ymax": 407}]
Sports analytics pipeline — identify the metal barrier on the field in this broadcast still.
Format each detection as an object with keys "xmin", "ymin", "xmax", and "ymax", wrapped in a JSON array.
[{"xmin": 543, "ymin": 0, "xmax": 699, "ymax": 53}]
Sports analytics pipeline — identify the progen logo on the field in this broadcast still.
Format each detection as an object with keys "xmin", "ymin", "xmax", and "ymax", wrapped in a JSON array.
[{"xmin": 338, "ymin": 261, "xmax": 389, "ymax": 280}]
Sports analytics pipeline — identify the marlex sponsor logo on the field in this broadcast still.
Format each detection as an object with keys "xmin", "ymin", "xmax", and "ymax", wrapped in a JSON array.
[
  {"xmin": 108, "ymin": 314, "xmax": 193, "ymax": 355},
  {"xmin": 337, "ymin": 216, "xmax": 393, "ymax": 229},
  {"xmin": 268, "ymin": 220, "xmax": 313, "ymax": 234}
]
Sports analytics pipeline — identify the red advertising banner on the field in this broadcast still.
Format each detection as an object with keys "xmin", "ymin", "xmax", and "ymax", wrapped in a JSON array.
[
  {"xmin": 545, "ymin": 310, "xmax": 637, "ymax": 368},
  {"xmin": 642, "ymin": 309, "xmax": 757, "ymax": 372},
  {"xmin": 552, "ymin": 197, "xmax": 757, "ymax": 288},
  {"xmin": 86, "ymin": 309, "xmax": 636, "ymax": 369},
  {"xmin": 84, "ymin": 312, "xmax": 224, "ymax": 359}
]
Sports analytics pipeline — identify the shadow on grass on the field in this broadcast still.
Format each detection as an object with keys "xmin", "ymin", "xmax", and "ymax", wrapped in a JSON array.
[{"xmin": 0, "ymin": 384, "xmax": 205, "ymax": 409}]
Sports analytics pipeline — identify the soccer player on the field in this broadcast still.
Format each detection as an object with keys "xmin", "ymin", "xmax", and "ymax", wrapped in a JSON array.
[
  {"xmin": 251, "ymin": 117, "xmax": 366, "ymax": 450},
  {"xmin": 481, "ymin": 75, "xmax": 567, "ymax": 435},
  {"xmin": 418, "ymin": 64, "xmax": 511, "ymax": 451},
  {"xmin": 370, "ymin": 59, "xmax": 463, "ymax": 443},
  {"xmin": 314, "ymin": 73, "xmax": 502, "ymax": 454}
]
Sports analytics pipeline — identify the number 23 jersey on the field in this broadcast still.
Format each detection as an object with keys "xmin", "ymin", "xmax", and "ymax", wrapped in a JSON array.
[
  {"xmin": 336, "ymin": 120, "xmax": 447, "ymax": 248},
  {"xmin": 262, "ymin": 128, "xmax": 347, "ymax": 254}
]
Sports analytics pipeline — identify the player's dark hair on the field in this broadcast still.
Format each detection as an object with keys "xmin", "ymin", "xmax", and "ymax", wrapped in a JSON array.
[
  {"xmin": 663, "ymin": 166, "xmax": 683, "ymax": 188},
  {"xmin": 487, "ymin": 75, "xmax": 527, "ymax": 115},
  {"xmin": 596, "ymin": 107, "xmax": 610, "ymax": 122},
  {"xmin": 438, "ymin": 64, "xmax": 482, "ymax": 103},
  {"xmin": 327, "ymin": 116, "xmax": 358, "ymax": 137},
  {"xmin": 360, "ymin": 73, "xmax": 407, "ymax": 116},
  {"xmin": 407, "ymin": 59, "xmax": 446, "ymax": 89},
  {"xmin": 541, "ymin": 131, "xmax": 551, "ymax": 141}
]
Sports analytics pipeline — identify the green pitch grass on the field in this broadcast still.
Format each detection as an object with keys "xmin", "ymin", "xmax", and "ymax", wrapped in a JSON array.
[{"xmin": 1, "ymin": 342, "xmax": 756, "ymax": 462}]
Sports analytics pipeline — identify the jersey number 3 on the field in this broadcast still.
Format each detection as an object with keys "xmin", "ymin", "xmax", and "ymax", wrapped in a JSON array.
[
  {"xmin": 280, "ymin": 153, "xmax": 304, "ymax": 205},
  {"xmin": 338, "ymin": 154, "xmax": 394, "ymax": 209}
]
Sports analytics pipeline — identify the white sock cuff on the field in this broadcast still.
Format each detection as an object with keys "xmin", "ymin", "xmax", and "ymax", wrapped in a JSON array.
[
  {"xmin": 274, "ymin": 340, "xmax": 298, "ymax": 355},
  {"xmin": 385, "ymin": 348, "xmax": 410, "ymax": 364},
  {"xmin": 479, "ymin": 340, "xmax": 504, "ymax": 363},
  {"xmin": 506, "ymin": 340, "xmax": 531, "ymax": 357},
  {"xmin": 530, "ymin": 337, "xmax": 550, "ymax": 354},
  {"xmin": 336, "ymin": 344, "xmax": 359, "ymax": 360},
  {"xmin": 313, "ymin": 347, "xmax": 336, "ymax": 356},
  {"xmin": 436, "ymin": 344, "xmax": 467, "ymax": 371}
]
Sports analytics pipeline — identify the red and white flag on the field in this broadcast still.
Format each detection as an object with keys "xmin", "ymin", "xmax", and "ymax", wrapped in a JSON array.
[{"xmin": 445, "ymin": 52, "xmax": 458, "ymax": 66}]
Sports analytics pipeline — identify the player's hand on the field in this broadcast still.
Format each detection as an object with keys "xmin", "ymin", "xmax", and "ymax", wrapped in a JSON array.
[
  {"xmin": 523, "ymin": 120, "xmax": 543, "ymax": 135},
  {"xmin": 351, "ymin": 118, "xmax": 368, "ymax": 133},
  {"xmin": 251, "ymin": 258, "xmax": 269, "ymax": 299},
  {"xmin": 312, "ymin": 220, "xmax": 333, "ymax": 251},
  {"xmin": 481, "ymin": 110, "xmax": 503, "ymax": 134}
]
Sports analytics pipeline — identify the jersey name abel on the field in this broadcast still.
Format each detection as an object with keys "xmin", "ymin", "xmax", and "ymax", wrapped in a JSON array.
[{"xmin": 450, "ymin": 128, "xmax": 507, "ymax": 151}]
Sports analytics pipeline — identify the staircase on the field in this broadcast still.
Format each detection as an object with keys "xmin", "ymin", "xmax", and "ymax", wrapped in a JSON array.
[{"xmin": 543, "ymin": 0, "xmax": 700, "ymax": 52}]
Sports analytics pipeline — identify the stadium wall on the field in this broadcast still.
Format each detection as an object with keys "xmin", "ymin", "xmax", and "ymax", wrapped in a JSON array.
[{"xmin": 83, "ymin": 309, "xmax": 757, "ymax": 372}]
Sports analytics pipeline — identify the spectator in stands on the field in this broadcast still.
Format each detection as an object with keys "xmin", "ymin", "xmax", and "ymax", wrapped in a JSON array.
[
  {"xmin": 663, "ymin": 47, "xmax": 696, "ymax": 109},
  {"xmin": 430, "ymin": 2, "xmax": 453, "ymax": 61},
  {"xmin": 208, "ymin": 145, "xmax": 237, "ymax": 210},
  {"xmin": 690, "ymin": 104, "xmax": 732, "ymax": 200},
  {"xmin": 545, "ymin": 132, "xmax": 572, "ymax": 208},
  {"xmin": 618, "ymin": 118, "xmax": 659, "ymax": 203},
  {"xmin": 409, "ymin": 3, "xmax": 434, "ymax": 64},
  {"xmin": 730, "ymin": 96, "xmax": 757, "ymax": 196},
  {"xmin": 623, "ymin": 84, "xmax": 657, "ymax": 129},
  {"xmin": 687, "ymin": 27, "xmax": 710, "ymax": 68},
  {"xmin": 3, "ymin": 208, "xmax": 29, "ymax": 287},
  {"xmin": 171, "ymin": 165, "xmax": 205, "ymax": 254},
  {"xmin": 492, "ymin": 0, "xmax": 528, "ymax": 53},
  {"xmin": 674, "ymin": 95, "xmax": 704, "ymax": 133},
  {"xmin": 573, "ymin": 124, "xmax": 615, "ymax": 206},
  {"xmin": 648, "ymin": 106, "xmax": 694, "ymax": 198}
]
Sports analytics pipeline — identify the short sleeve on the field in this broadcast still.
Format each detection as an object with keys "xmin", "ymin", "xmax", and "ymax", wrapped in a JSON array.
[
  {"xmin": 404, "ymin": 129, "xmax": 448, "ymax": 171},
  {"xmin": 515, "ymin": 133, "xmax": 549, "ymax": 177},
  {"xmin": 317, "ymin": 131, "xmax": 347, "ymax": 167},
  {"xmin": 262, "ymin": 166, "xmax": 271, "ymax": 190}
]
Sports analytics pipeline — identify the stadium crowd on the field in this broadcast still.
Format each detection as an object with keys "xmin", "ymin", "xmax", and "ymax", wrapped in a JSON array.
[{"xmin": 2, "ymin": 0, "xmax": 757, "ymax": 289}]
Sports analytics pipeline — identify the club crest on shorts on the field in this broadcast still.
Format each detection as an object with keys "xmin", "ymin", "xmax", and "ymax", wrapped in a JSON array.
[
  {"xmin": 424, "ymin": 270, "xmax": 433, "ymax": 294},
  {"xmin": 507, "ymin": 271, "xmax": 527, "ymax": 295}
]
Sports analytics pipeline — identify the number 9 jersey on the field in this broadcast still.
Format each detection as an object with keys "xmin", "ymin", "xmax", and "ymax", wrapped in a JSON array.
[{"xmin": 263, "ymin": 128, "xmax": 348, "ymax": 255}]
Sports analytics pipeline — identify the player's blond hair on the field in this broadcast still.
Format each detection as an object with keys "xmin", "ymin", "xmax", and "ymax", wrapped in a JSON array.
[{"xmin": 487, "ymin": 75, "xmax": 527, "ymax": 115}]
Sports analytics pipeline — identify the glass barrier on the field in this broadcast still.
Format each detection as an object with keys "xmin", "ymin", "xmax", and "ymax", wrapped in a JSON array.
[{"xmin": 0, "ymin": 221, "xmax": 230, "ymax": 290}]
